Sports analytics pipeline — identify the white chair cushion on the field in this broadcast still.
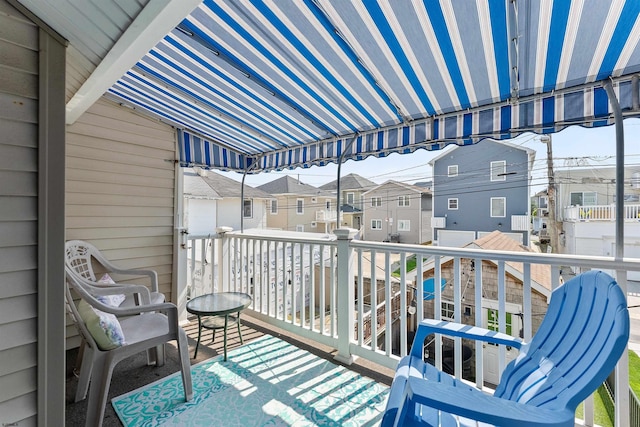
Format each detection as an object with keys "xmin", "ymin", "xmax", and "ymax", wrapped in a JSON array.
[{"xmin": 78, "ymin": 300, "xmax": 126, "ymax": 350}]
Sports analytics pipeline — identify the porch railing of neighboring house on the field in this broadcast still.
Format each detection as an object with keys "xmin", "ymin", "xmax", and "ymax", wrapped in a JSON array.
[
  {"xmin": 315, "ymin": 209, "xmax": 338, "ymax": 222},
  {"xmin": 185, "ymin": 229, "xmax": 640, "ymax": 427},
  {"xmin": 564, "ymin": 204, "xmax": 640, "ymax": 221}
]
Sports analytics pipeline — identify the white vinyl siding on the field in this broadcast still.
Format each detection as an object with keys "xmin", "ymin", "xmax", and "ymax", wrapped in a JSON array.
[
  {"xmin": 66, "ymin": 99, "xmax": 177, "ymax": 347},
  {"xmin": 0, "ymin": 3, "xmax": 39, "ymax": 423}
]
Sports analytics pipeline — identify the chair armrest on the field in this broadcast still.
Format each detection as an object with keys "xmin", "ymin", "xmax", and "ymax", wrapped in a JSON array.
[
  {"xmin": 397, "ymin": 377, "xmax": 574, "ymax": 427},
  {"xmin": 108, "ymin": 266, "xmax": 159, "ymax": 293},
  {"xmin": 410, "ymin": 319, "xmax": 522, "ymax": 358},
  {"xmin": 85, "ymin": 282, "xmax": 153, "ymax": 305}
]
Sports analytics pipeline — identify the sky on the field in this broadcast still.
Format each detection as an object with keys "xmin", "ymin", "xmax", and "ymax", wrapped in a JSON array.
[{"xmin": 216, "ymin": 118, "xmax": 640, "ymax": 196}]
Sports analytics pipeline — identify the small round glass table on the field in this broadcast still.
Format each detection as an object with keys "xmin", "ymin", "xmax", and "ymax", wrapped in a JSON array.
[{"xmin": 186, "ymin": 292, "xmax": 252, "ymax": 360}]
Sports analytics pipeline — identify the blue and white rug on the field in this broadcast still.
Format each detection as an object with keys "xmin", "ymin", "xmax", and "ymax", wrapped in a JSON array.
[{"xmin": 112, "ymin": 335, "xmax": 389, "ymax": 426}]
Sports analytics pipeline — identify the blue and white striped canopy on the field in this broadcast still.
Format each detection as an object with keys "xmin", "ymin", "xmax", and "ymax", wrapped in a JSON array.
[{"xmin": 105, "ymin": 0, "xmax": 640, "ymax": 172}]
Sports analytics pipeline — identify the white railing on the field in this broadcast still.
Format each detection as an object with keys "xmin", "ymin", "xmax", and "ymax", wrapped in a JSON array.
[
  {"xmin": 564, "ymin": 204, "xmax": 640, "ymax": 221},
  {"xmin": 510, "ymin": 214, "xmax": 530, "ymax": 231},
  {"xmin": 185, "ymin": 229, "xmax": 639, "ymax": 427},
  {"xmin": 432, "ymin": 216, "xmax": 446, "ymax": 228},
  {"xmin": 315, "ymin": 209, "xmax": 338, "ymax": 222}
]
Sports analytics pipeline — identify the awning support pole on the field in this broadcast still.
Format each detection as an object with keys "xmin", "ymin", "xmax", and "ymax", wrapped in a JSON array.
[
  {"xmin": 240, "ymin": 168, "xmax": 247, "ymax": 233},
  {"xmin": 604, "ymin": 79, "xmax": 629, "ymax": 427},
  {"xmin": 603, "ymin": 80, "xmax": 625, "ymax": 260},
  {"xmin": 335, "ymin": 135, "xmax": 358, "ymax": 230}
]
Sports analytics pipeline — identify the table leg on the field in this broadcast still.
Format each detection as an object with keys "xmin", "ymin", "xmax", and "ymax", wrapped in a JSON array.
[
  {"xmin": 237, "ymin": 311, "xmax": 243, "ymax": 345},
  {"xmin": 223, "ymin": 315, "xmax": 229, "ymax": 361},
  {"xmin": 194, "ymin": 315, "xmax": 202, "ymax": 359}
]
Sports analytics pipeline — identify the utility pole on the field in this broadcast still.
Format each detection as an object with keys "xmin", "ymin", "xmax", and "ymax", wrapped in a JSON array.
[{"xmin": 540, "ymin": 135, "xmax": 561, "ymax": 253}]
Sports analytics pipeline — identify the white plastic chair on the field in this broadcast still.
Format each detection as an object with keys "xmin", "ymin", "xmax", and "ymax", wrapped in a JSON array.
[
  {"xmin": 65, "ymin": 240, "xmax": 168, "ymax": 401},
  {"xmin": 65, "ymin": 267, "xmax": 193, "ymax": 427},
  {"xmin": 65, "ymin": 239, "xmax": 165, "ymax": 308}
]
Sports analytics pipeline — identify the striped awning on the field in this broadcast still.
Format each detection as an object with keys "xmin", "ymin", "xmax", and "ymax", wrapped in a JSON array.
[{"xmin": 105, "ymin": 1, "xmax": 640, "ymax": 172}]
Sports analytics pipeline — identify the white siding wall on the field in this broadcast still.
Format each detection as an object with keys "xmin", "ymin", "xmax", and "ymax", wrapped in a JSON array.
[
  {"xmin": 65, "ymin": 98, "xmax": 177, "ymax": 348},
  {"xmin": 0, "ymin": 2, "xmax": 38, "ymax": 424}
]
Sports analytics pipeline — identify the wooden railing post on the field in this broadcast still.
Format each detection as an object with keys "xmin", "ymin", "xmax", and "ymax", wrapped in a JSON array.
[{"xmin": 334, "ymin": 228, "xmax": 357, "ymax": 365}]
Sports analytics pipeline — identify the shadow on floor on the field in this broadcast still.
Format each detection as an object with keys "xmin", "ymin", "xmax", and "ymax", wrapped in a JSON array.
[{"xmin": 65, "ymin": 314, "xmax": 393, "ymax": 426}]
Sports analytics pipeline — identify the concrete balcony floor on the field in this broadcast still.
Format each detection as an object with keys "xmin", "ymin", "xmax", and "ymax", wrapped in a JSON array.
[{"xmin": 64, "ymin": 314, "xmax": 395, "ymax": 426}]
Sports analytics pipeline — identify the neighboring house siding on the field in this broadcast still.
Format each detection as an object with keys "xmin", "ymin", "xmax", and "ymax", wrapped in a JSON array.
[
  {"xmin": 66, "ymin": 99, "xmax": 177, "ymax": 347},
  {"xmin": 0, "ymin": 3, "xmax": 38, "ymax": 423},
  {"xmin": 363, "ymin": 182, "xmax": 431, "ymax": 244},
  {"xmin": 217, "ymin": 198, "xmax": 267, "ymax": 230},
  {"xmin": 432, "ymin": 141, "xmax": 530, "ymax": 246},
  {"xmin": 185, "ymin": 198, "xmax": 218, "ymax": 235}
]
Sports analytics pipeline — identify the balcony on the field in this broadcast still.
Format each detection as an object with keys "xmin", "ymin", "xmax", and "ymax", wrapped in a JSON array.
[
  {"xmin": 183, "ymin": 229, "xmax": 638, "ymax": 426},
  {"xmin": 315, "ymin": 209, "xmax": 338, "ymax": 222},
  {"xmin": 564, "ymin": 204, "xmax": 640, "ymax": 221}
]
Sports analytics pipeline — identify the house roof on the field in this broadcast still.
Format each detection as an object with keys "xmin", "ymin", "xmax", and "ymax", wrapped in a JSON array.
[
  {"xmin": 257, "ymin": 175, "xmax": 332, "ymax": 197},
  {"xmin": 184, "ymin": 170, "xmax": 271, "ymax": 199},
  {"xmin": 319, "ymin": 173, "xmax": 377, "ymax": 191},
  {"xmin": 363, "ymin": 180, "xmax": 432, "ymax": 196},
  {"xmin": 466, "ymin": 231, "xmax": 552, "ymax": 296},
  {"xmin": 427, "ymin": 138, "xmax": 535, "ymax": 166}
]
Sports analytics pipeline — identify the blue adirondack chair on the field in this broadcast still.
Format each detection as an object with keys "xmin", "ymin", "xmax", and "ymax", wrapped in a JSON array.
[{"xmin": 382, "ymin": 270, "xmax": 630, "ymax": 427}]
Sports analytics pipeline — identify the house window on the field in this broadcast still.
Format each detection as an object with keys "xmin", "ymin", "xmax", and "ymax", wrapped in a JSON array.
[
  {"xmin": 296, "ymin": 198, "xmax": 304, "ymax": 214},
  {"xmin": 448, "ymin": 198, "xmax": 458, "ymax": 210},
  {"xmin": 491, "ymin": 197, "xmax": 506, "ymax": 217},
  {"xmin": 371, "ymin": 219, "xmax": 382, "ymax": 230},
  {"xmin": 325, "ymin": 200, "xmax": 331, "ymax": 210},
  {"xmin": 491, "ymin": 161, "xmax": 506, "ymax": 181},
  {"xmin": 270, "ymin": 199, "xmax": 278, "ymax": 214},
  {"xmin": 441, "ymin": 301, "xmax": 455, "ymax": 321},
  {"xmin": 397, "ymin": 220, "xmax": 410, "ymax": 231},
  {"xmin": 371, "ymin": 197, "xmax": 382, "ymax": 207},
  {"xmin": 243, "ymin": 199, "xmax": 253, "ymax": 218},
  {"xmin": 347, "ymin": 192, "xmax": 355, "ymax": 205},
  {"xmin": 296, "ymin": 224, "xmax": 304, "ymax": 232},
  {"xmin": 448, "ymin": 165, "xmax": 458, "ymax": 177},
  {"xmin": 398, "ymin": 195, "xmax": 410, "ymax": 207},
  {"xmin": 570, "ymin": 191, "xmax": 597, "ymax": 206}
]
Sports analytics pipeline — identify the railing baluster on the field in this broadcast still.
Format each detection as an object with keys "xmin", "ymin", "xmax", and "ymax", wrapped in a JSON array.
[
  {"xmin": 385, "ymin": 251, "xmax": 392, "ymax": 357},
  {"xmin": 474, "ymin": 256, "xmax": 483, "ymax": 389},
  {"xmin": 498, "ymin": 260, "xmax": 506, "ymax": 380},
  {"xmin": 357, "ymin": 248, "xmax": 364, "ymax": 346},
  {"xmin": 371, "ymin": 249, "xmax": 377, "ymax": 351}
]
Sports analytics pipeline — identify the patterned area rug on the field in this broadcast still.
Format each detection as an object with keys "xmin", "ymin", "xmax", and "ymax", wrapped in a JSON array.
[{"xmin": 112, "ymin": 335, "xmax": 389, "ymax": 426}]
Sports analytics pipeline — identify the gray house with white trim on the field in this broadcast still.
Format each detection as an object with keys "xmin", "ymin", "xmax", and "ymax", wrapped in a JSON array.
[{"xmin": 430, "ymin": 139, "xmax": 534, "ymax": 247}]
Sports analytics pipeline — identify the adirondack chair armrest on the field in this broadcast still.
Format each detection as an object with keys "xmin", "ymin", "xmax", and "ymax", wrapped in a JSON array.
[
  {"xmin": 396, "ymin": 377, "xmax": 575, "ymax": 427},
  {"xmin": 410, "ymin": 318, "xmax": 522, "ymax": 358}
]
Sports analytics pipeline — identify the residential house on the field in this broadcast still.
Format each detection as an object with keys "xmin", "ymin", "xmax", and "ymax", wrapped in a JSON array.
[
  {"xmin": 552, "ymin": 167, "xmax": 640, "ymax": 278},
  {"xmin": 415, "ymin": 231, "xmax": 551, "ymax": 385},
  {"xmin": 257, "ymin": 176, "xmax": 336, "ymax": 233},
  {"xmin": 531, "ymin": 189, "xmax": 549, "ymax": 235},
  {"xmin": 183, "ymin": 169, "xmax": 271, "ymax": 234},
  {"xmin": 319, "ymin": 173, "xmax": 377, "ymax": 230},
  {"xmin": 430, "ymin": 139, "xmax": 534, "ymax": 247},
  {"xmin": 362, "ymin": 180, "xmax": 433, "ymax": 244}
]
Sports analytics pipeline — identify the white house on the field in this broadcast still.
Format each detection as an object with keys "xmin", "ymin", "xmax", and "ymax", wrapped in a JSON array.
[{"xmin": 184, "ymin": 169, "xmax": 271, "ymax": 234}]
